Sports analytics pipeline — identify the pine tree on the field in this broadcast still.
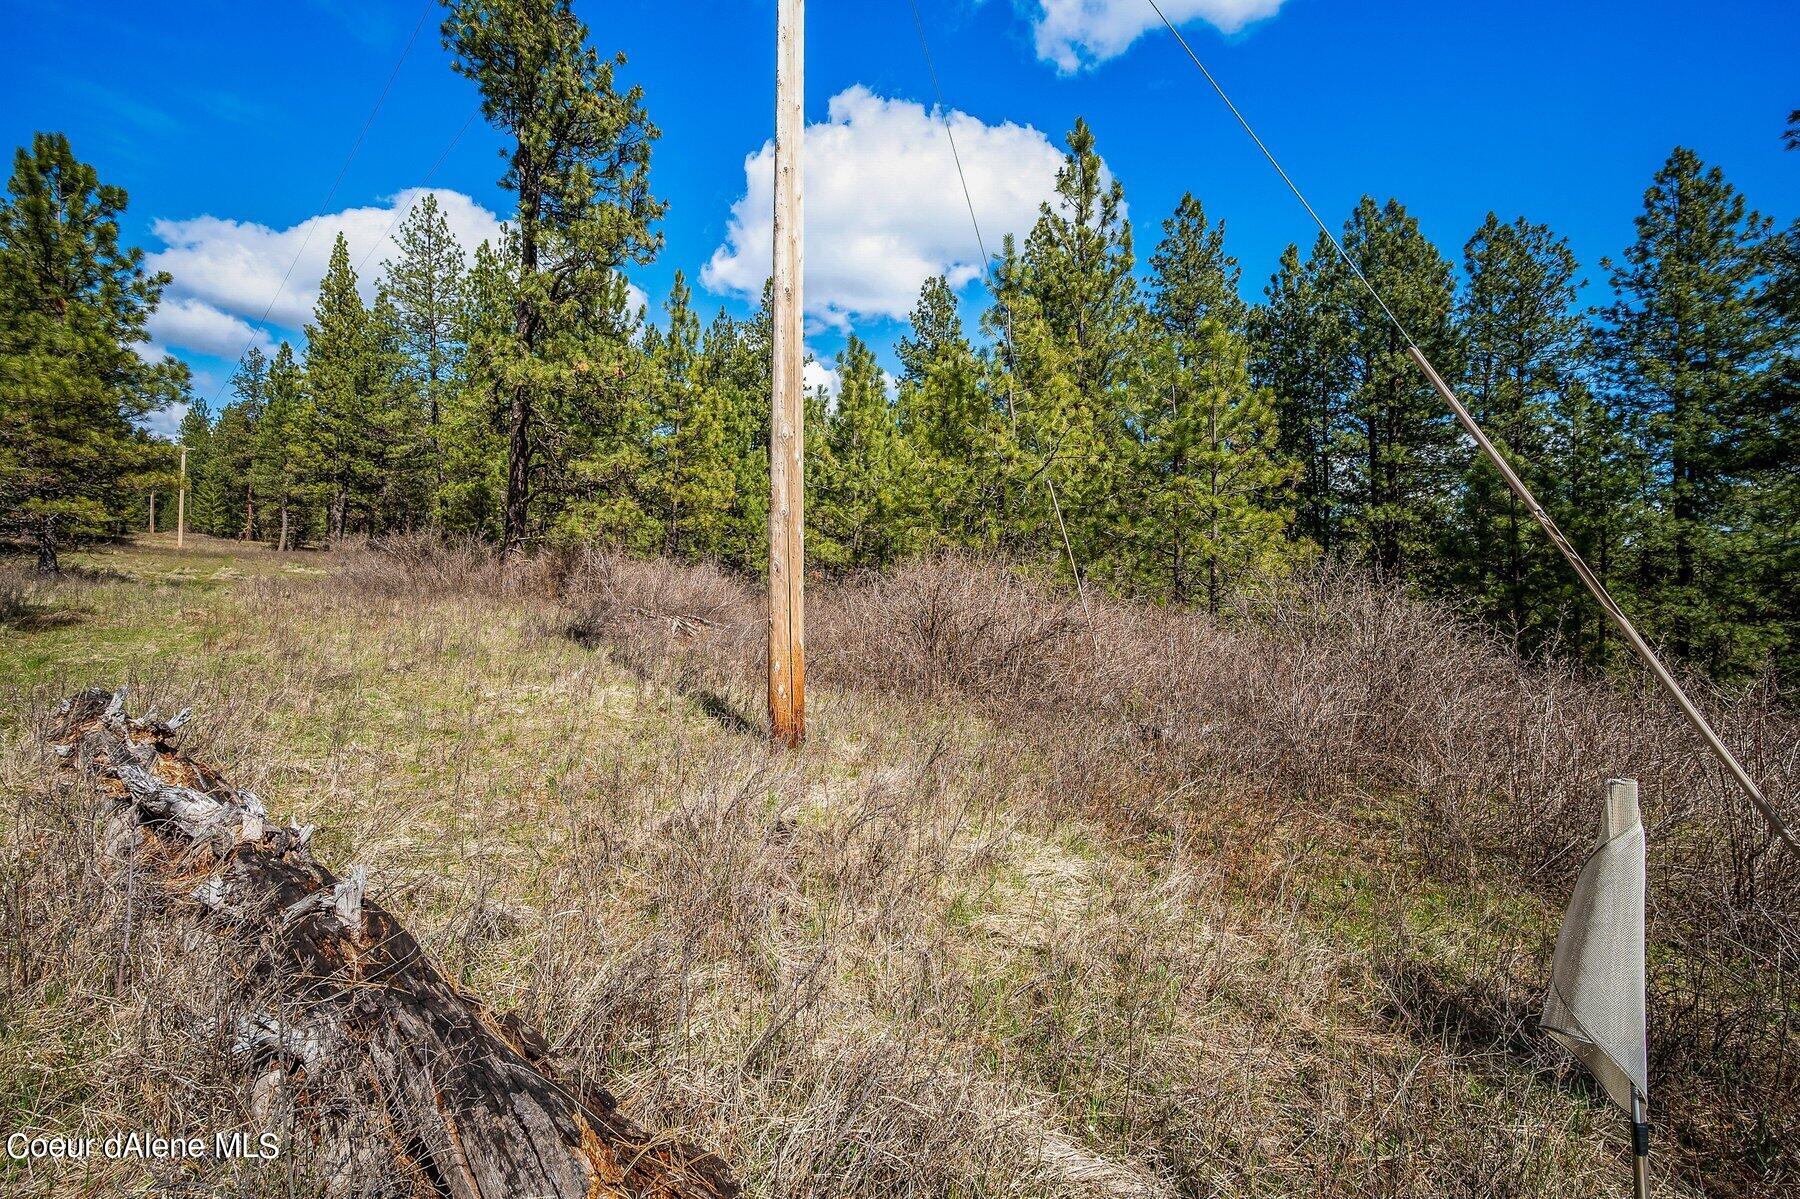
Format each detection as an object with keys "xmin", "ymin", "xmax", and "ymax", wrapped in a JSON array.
[
  {"xmin": 550, "ymin": 268, "xmax": 662, "ymax": 549},
  {"xmin": 175, "ymin": 399, "xmax": 214, "ymax": 535},
  {"xmin": 442, "ymin": 0, "xmax": 665, "ymax": 554},
  {"xmin": 1456, "ymin": 215, "xmax": 1586, "ymax": 651},
  {"xmin": 1761, "ymin": 178, "xmax": 1800, "ymax": 676},
  {"xmin": 250, "ymin": 342, "xmax": 316, "ymax": 550},
  {"xmin": 1142, "ymin": 324, "xmax": 1298, "ymax": 609},
  {"xmin": 1250, "ymin": 236, "xmax": 1346, "ymax": 552},
  {"xmin": 201, "ymin": 395, "xmax": 257, "ymax": 538},
  {"xmin": 219, "ymin": 347, "xmax": 267, "ymax": 538},
  {"xmin": 693, "ymin": 289, "xmax": 773, "ymax": 570},
  {"xmin": 0, "ymin": 132, "xmax": 186, "ymax": 571},
  {"xmin": 812, "ymin": 336, "xmax": 919, "ymax": 570},
  {"xmin": 896, "ymin": 275, "xmax": 965, "ymax": 387},
  {"xmin": 381, "ymin": 192, "xmax": 464, "ymax": 516},
  {"xmin": 648, "ymin": 272, "xmax": 735, "ymax": 557},
  {"xmin": 1147, "ymin": 205, "xmax": 1296, "ymax": 604},
  {"xmin": 304, "ymin": 234, "xmax": 380, "ymax": 540},
  {"xmin": 366, "ymin": 291, "xmax": 433, "ymax": 532},
  {"xmin": 1333, "ymin": 197, "xmax": 1461, "ymax": 577},
  {"xmin": 1149, "ymin": 194, "xmax": 1247, "ymax": 336},
  {"xmin": 1551, "ymin": 377, "xmax": 1640, "ymax": 668},
  {"xmin": 1597, "ymin": 148, "xmax": 1786, "ymax": 675},
  {"xmin": 990, "ymin": 119, "xmax": 1147, "ymax": 577},
  {"xmin": 896, "ymin": 275, "xmax": 1005, "ymax": 547},
  {"xmin": 439, "ymin": 238, "xmax": 514, "ymax": 537}
]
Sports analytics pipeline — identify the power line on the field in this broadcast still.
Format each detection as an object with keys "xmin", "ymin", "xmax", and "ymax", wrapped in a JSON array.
[
  {"xmin": 1139, "ymin": 0, "xmax": 1796, "ymax": 855},
  {"xmin": 353, "ymin": 107, "xmax": 482, "ymax": 277},
  {"xmin": 198, "ymin": 0, "xmax": 435, "ymax": 407},
  {"xmin": 1141, "ymin": 0, "xmax": 1414, "ymax": 345}
]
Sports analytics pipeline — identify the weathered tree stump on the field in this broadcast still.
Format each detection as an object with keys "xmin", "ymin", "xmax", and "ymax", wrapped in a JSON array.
[{"xmin": 50, "ymin": 687, "xmax": 737, "ymax": 1199}]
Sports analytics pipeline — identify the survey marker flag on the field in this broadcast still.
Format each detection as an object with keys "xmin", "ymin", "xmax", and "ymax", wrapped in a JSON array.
[{"xmin": 1542, "ymin": 777, "xmax": 1650, "ymax": 1193}]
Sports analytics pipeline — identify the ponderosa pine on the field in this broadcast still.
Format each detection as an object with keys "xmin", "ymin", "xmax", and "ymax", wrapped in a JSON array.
[
  {"xmin": 0, "ymin": 132, "xmax": 185, "ymax": 571},
  {"xmin": 442, "ymin": 0, "xmax": 664, "ymax": 554},
  {"xmin": 1455, "ymin": 214, "xmax": 1586, "ymax": 651},
  {"xmin": 380, "ymin": 192, "xmax": 465, "ymax": 516},
  {"xmin": 1598, "ymin": 148, "xmax": 1786, "ymax": 675}
]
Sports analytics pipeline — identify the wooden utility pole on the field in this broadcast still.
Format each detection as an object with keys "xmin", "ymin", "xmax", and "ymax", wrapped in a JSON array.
[
  {"xmin": 177, "ymin": 445, "xmax": 187, "ymax": 549},
  {"xmin": 768, "ymin": 0, "xmax": 805, "ymax": 747}
]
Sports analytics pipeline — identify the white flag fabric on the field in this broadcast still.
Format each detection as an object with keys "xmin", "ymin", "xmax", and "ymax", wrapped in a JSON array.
[{"xmin": 1541, "ymin": 778, "xmax": 1648, "ymax": 1113}]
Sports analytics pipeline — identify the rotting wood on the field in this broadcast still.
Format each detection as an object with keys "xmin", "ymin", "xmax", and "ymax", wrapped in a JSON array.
[{"xmin": 49, "ymin": 687, "xmax": 738, "ymax": 1199}]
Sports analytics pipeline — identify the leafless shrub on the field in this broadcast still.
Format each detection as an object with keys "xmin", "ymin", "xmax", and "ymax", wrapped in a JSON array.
[
  {"xmin": 0, "ymin": 558, "xmax": 34, "ymax": 625},
  {"xmin": 562, "ymin": 547, "xmax": 1797, "ymax": 1190},
  {"xmin": 562, "ymin": 547, "xmax": 753, "ymax": 647},
  {"xmin": 331, "ymin": 531, "xmax": 516, "ymax": 598},
  {"xmin": 9, "ymin": 536, "xmax": 1794, "ymax": 1196},
  {"xmin": 814, "ymin": 554, "xmax": 1087, "ymax": 701}
]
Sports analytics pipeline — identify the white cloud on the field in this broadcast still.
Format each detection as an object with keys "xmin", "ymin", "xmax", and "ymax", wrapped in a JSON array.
[
  {"xmin": 146, "ymin": 187, "xmax": 506, "ymax": 335},
  {"xmin": 130, "ymin": 340, "xmax": 173, "ymax": 366},
  {"xmin": 146, "ymin": 297, "xmax": 278, "ymax": 361},
  {"xmin": 143, "ymin": 401, "xmax": 187, "ymax": 441},
  {"xmin": 802, "ymin": 358, "xmax": 900, "ymax": 410},
  {"xmin": 1031, "ymin": 0, "xmax": 1286, "ymax": 72},
  {"xmin": 804, "ymin": 357, "xmax": 839, "ymax": 399},
  {"xmin": 703, "ymin": 86, "xmax": 1070, "ymax": 328}
]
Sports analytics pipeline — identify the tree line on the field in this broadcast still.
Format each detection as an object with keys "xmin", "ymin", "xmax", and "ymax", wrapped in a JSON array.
[{"xmin": 3, "ymin": 0, "xmax": 1795, "ymax": 685}]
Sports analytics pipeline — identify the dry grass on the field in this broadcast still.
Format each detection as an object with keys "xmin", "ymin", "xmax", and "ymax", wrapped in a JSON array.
[
  {"xmin": 0, "ymin": 558, "xmax": 33, "ymax": 626},
  {"xmin": 1, "ymin": 535, "xmax": 1792, "ymax": 1196}
]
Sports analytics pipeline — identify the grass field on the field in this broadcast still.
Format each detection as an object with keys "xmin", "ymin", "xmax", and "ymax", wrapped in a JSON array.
[{"xmin": 1, "ymin": 535, "xmax": 1792, "ymax": 1197}]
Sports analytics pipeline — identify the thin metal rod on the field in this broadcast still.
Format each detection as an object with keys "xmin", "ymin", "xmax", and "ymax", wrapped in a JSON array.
[
  {"xmin": 1144, "ymin": 0, "xmax": 1416, "ymax": 343},
  {"xmin": 1408, "ymin": 347, "xmax": 1796, "ymax": 855},
  {"xmin": 1141, "ymin": 0, "xmax": 1795, "ymax": 858},
  {"xmin": 1630, "ymin": 1091, "xmax": 1650, "ymax": 1199},
  {"xmin": 768, "ymin": 0, "xmax": 806, "ymax": 747}
]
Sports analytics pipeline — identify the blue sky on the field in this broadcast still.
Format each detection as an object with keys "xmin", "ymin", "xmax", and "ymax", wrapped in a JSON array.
[{"xmin": 4, "ymin": 0, "xmax": 1796, "ymax": 435}]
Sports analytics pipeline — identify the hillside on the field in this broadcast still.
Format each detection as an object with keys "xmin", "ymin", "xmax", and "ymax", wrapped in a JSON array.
[{"xmin": 1, "ymin": 536, "xmax": 1794, "ymax": 1197}]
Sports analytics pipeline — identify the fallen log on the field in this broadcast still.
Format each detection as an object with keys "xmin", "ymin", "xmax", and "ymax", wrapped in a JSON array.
[{"xmin": 50, "ymin": 687, "xmax": 737, "ymax": 1199}]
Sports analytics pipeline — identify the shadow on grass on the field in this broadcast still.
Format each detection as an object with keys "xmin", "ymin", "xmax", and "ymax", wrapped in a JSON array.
[
  {"xmin": 693, "ymin": 688, "xmax": 759, "ymax": 735},
  {"xmin": 5, "ymin": 607, "xmax": 86, "ymax": 633}
]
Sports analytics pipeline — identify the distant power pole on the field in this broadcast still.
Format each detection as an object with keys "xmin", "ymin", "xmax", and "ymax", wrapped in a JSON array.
[
  {"xmin": 177, "ymin": 445, "xmax": 187, "ymax": 549},
  {"xmin": 768, "ymin": 0, "xmax": 805, "ymax": 747}
]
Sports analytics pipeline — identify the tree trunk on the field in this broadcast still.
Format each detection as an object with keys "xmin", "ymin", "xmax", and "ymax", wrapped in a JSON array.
[
  {"xmin": 1207, "ymin": 402, "xmax": 1221, "ymax": 615},
  {"xmin": 279, "ymin": 501, "xmax": 290, "ymax": 553},
  {"xmin": 48, "ymin": 688, "xmax": 737, "ymax": 1199},
  {"xmin": 503, "ymin": 382, "xmax": 531, "ymax": 555},
  {"xmin": 504, "ymin": 178, "xmax": 540, "ymax": 559},
  {"xmin": 35, "ymin": 517, "xmax": 59, "ymax": 575}
]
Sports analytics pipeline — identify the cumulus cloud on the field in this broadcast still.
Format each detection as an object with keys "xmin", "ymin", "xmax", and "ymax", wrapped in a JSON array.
[
  {"xmin": 143, "ymin": 401, "xmax": 187, "ymax": 441},
  {"xmin": 703, "ymin": 86, "xmax": 1071, "ymax": 328},
  {"xmin": 144, "ymin": 188, "xmax": 506, "ymax": 355},
  {"xmin": 802, "ymin": 357, "xmax": 901, "ymax": 410},
  {"xmin": 146, "ymin": 297, "xmax": 278, "ymax": 361},
  {"xmin": 804, "ymin": 357, "xmax": 839, "ymax": 399},
  {"xmin": 1031, "ymin": 0, "xmax": 1286, "ymax": 72}
]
